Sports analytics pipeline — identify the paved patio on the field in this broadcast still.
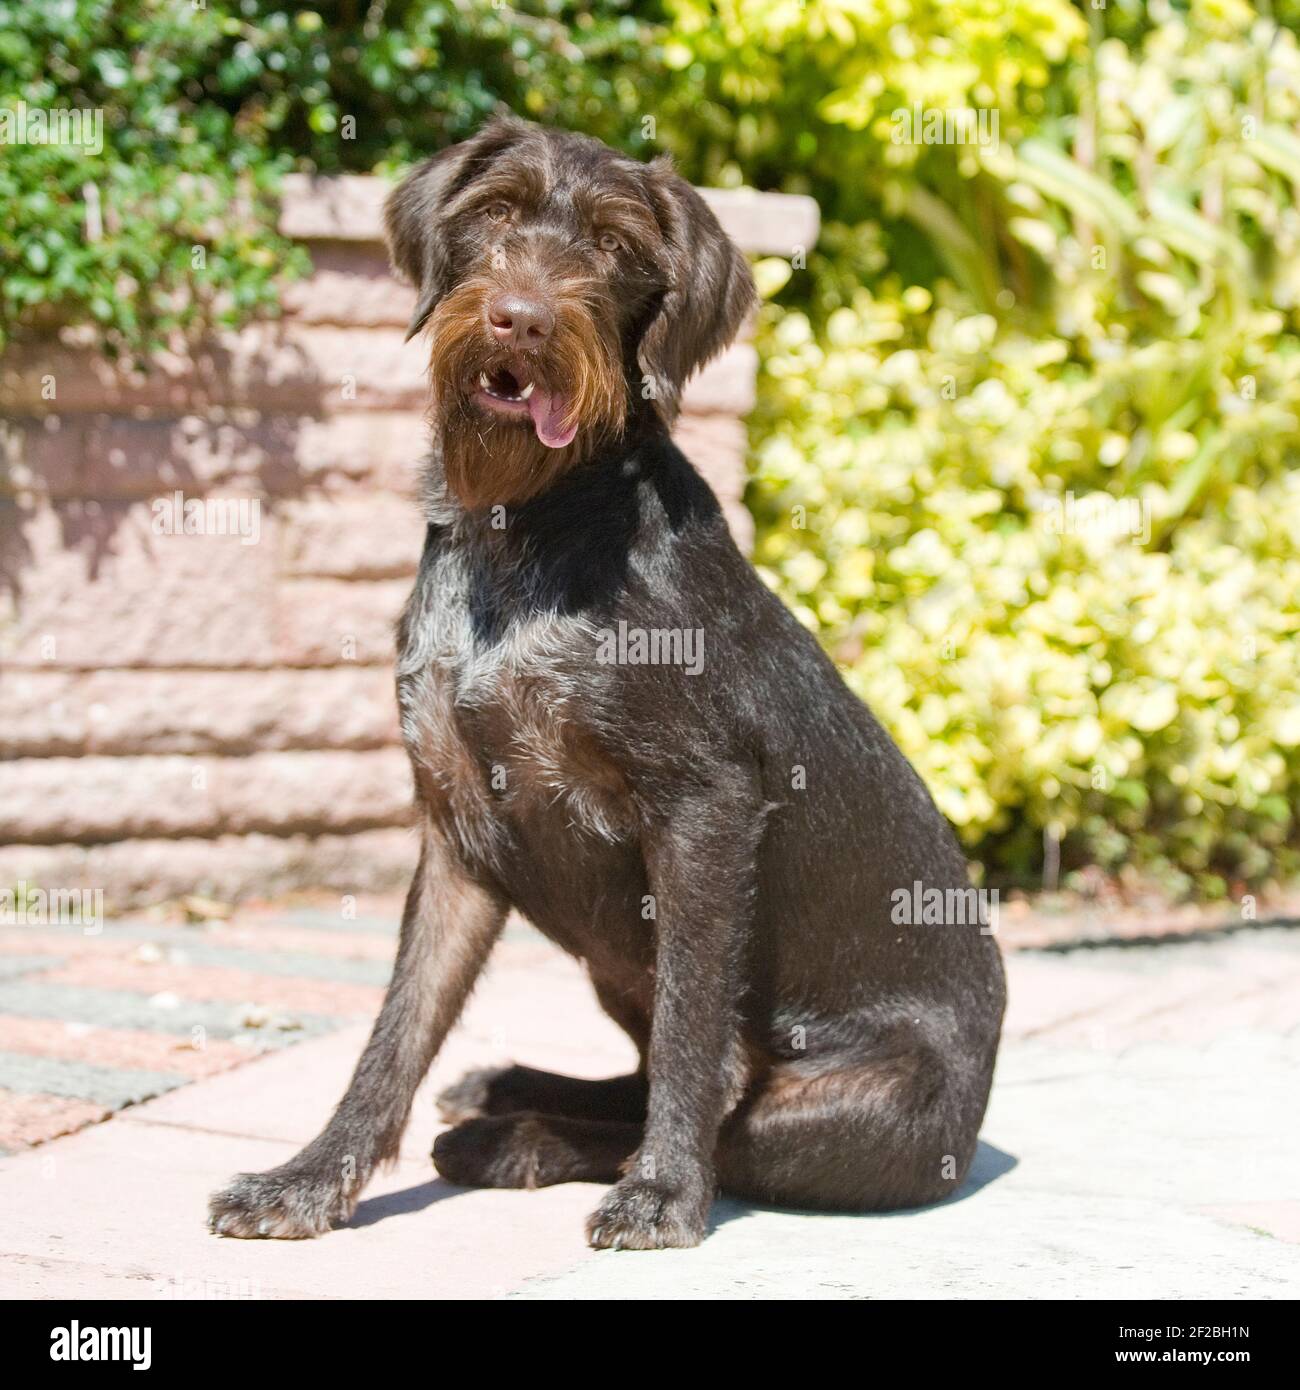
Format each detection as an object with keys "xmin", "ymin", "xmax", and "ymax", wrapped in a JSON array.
[{"xmin": 0, "ymin": 910, "xmax": 1296, "ymax": 1299}]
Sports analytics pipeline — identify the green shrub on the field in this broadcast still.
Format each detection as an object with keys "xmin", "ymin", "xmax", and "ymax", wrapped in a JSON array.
[
  {"xmin": 748, "ymin": 3, "xmax": 1300, "ymax": 890},
  {"xmin": 4, "ymin": 0, "xmax": 1298, "ymax": 890},
  {"xmin": 751, "ymin": 291, "xmax": 1300, "ymax": 892},
  {"xmin": 0, "ymin": 0, "xmax": 654, "ymax": 356},
  {"xmin": 0, "ymin": 0, "xmax": 309, "ymax": 356}
]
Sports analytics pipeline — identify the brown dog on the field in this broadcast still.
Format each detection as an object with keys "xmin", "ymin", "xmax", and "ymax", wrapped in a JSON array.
[{"xmin": 209, "ymin": 115, "xmax": 1005, "ymax": 1250}]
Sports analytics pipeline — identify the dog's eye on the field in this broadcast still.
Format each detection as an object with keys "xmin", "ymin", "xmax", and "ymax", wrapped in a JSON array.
[
  {"xmin": 598, "ymin": 231, "xmax": 622, "ymax": 253},
  {"xmin": 486, "ymin": 203, "xmax": 511, "ymax": 222}
]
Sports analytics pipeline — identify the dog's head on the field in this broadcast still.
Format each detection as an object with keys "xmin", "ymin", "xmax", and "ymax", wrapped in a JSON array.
[{"xmin": 384, "ymin": 115, "xmax": 755, "ymax": 509}]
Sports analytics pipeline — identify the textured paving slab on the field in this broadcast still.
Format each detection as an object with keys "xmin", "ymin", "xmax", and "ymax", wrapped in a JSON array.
[
  {"xmin": 0, "ymin": 1016, "xmax": 253, "ymax": 1078},
  {"xmin": 0, "ymin": 920, "xmax": 1296, "ymax": 1298},
  {"xmin": 513, "ymin": 1194, "xmax": 1296, "ymax": 1301},
  {"xmin": 0, "ymin": 1050, "xmax": 187, "ymax": 1109},
  {"xmin": 0, "ymin": 911, "xmax": 395, "ymax": 1153},
  {"xmin": 0, "ymin": 1123, "xmax": 604, "ymax": 1300},
  {"xmin": 0, "ymin": 938, "xmax": 629, "ymax": 1299},
  {"xmin": 0, "ymin": 979, "xmax": 338, "ymax": 1042},
  {"xmin": 513, "ymin": 1033, "xmax": 1300, "ymax": 1300},
  {"xmin": 995, "ymin": 890, "xmax": 1300, "ymax": 950}
]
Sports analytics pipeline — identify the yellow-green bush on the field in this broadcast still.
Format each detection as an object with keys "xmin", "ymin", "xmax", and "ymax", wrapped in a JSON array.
[
  {"xmin": 746, "ymin": 2, "xmax": 1300, "ymax": 892},
  {"xmin": 661, "ymin": 0, "xmax": 1300, "ymax": 889},
  {"xmin": 8, "ymin": 0, "xmax": 1297, "ymax": 890},
  {"xmin": 751, "ymin": 294, "xmax": 1300, "ymax": 891}
]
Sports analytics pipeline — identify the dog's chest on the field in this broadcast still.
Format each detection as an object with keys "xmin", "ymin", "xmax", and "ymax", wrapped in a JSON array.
[{"xmin": 399, "ymin": 595, "xmax": 636, "ymax": 856}]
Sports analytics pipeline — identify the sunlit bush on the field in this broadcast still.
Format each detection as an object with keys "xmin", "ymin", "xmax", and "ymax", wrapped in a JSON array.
[
  {"xmin": 4, "ymin": 0, "xmax": 1297, "ymax": 889},
  {"xmin": 750, "ymin": 288, "xmax": 1300, "ymax": 891}
]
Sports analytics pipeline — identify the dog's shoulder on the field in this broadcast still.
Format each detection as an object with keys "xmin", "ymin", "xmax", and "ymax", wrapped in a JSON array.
[{"xmin": 632, "ymin": 433, "xmax": 726, "ymax": 532}]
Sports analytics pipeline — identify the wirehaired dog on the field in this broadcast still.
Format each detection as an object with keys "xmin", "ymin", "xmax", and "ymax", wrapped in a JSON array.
[{"xmin": 209, "ymin": 115, "xmax": 1005, "ymax": 1250}]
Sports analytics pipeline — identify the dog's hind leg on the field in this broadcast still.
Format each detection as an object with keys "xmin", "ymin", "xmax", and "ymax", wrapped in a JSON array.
[
  {"xmin": 208, "ymin": 823, "xmax": 506, "ymax": 1238},
  {"xmin": 433, "ymin": 1114, "xmax": 642, "ymax": 1188},
  {"xmin": 436, "ymin": 1065, "xmax": 647, "ymax": 1124},
  {"xmin": 715, "ymin": 1038, "xmax": 996, "ymax": 1212},
  {"xmin": 435, "ymin": 970, "xmax": 649, "ymax": 1123}
]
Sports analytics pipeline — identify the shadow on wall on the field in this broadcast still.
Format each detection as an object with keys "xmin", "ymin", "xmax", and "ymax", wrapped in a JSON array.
[
  {"xmin": 0, "ymin": 175, "xmax": 788, "ymax": 910},
  {"xmin": 0, "ymin": 302, "xmax": 404, "ymax": 589},
  {"xmin": 0, "ymin": 280, "xmax": 430, "ymax": 905}
]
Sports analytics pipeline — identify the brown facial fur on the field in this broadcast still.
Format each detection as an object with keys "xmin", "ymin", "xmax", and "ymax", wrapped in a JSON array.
[
  {"xmin": 382, "ymin": 115, "xmax": 756, "ymax": 510},
  {"xmin": 424, "ymin": 273, "xmax": 626, "ymax": 509}
]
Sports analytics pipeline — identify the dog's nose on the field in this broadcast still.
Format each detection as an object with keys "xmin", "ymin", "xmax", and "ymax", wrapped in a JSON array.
[{"xmin": 487, "ymin": 294, "xmax": 554, "ymax": 350}]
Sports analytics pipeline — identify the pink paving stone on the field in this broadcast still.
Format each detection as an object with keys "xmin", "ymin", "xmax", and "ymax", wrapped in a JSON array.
[
  {"xmin": 196, "ymin": 923, "xmax": 399, "ymax": 962},
  {"xmin": 0, "ymin": 926, "xmax": 631, "ymax": 1296},
  {"xmin": 0, "ymin": 924, "xmax": 397, "ymax": 965},
  {"xmin": 230, "ymin": 891, "xmax": 407, "ymax": 925},
  {"xmin": 0, "ymin": 1121, "xmax": 602, "ymax": 1299},
  {"xmin": 124, "ymin": 943, "xmax": 637, "ymax": 1163},
  {"xmin": 1003, "ymin": 955, "xmax": 1145, "ymax": 1039},
  {"xmin": 0, "ymin": 1090, "xmax": 109, "ymax": 1150},
  {"xmin": 249, "ymin": 890, "xmax": 408, "ymax": 916},
  {"xmin": 1201, "ymin": 1201, "xmax": 1300, "ymax": 1245},
  {"xmin": 36, "ymin": 959, "xmax": 384, "ymax": 1019},
  {"xmin": 0, "ymin": 931, "xmax": 139, "ymax": 959},
  {"xmin": 0, "ymin": 1017, "xmax": 251, "ymax": 1079},
  {"xmin": 4, "ymin": 921, "xmax": 1295, "ymax": 1299},
  {"xmin": 1010, "ymin": 953, "xmax": 1300, "ymax": 1048}
]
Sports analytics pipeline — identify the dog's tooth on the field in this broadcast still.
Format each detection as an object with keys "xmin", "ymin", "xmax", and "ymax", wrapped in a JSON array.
[
  {"xmin": 478, "ymin": 372, "xmax": 492, "ymax": 391},
  {"xmin": 518, "ymin": 382, "xmax": 534, "ymax": 400}
]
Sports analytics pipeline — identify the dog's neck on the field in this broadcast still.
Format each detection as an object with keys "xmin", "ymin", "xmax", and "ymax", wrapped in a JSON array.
[
  {"xmin": 419, "ymin": 397, "xmax": 670, "ymax": 533},
  {"xmin": 413, "ymin": 415, "xmax": 713, "ymax": 641}
]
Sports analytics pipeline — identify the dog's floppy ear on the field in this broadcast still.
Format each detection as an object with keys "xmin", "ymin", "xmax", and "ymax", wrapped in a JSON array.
[
  {"xmin": 636, "ymin": 157, "xmax": 757, "ymax": 425},
  {"xmin": 384, "ymin": 116, "xmax": 528, "ymax": 341}
]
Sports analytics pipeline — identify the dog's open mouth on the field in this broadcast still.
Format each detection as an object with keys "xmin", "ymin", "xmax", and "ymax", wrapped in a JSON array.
[{"xmin": 471, "ymin": 364, "xmax": 578, "ymax": 450}]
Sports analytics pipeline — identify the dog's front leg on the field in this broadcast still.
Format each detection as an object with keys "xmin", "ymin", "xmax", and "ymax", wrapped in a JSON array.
[
  {"xmin": 587, "ymin": 769, "xmax": 760, "ymax": 1250},
  {"xmin": 209, "ymin": 822, "xmax": 506, "ymax": 1238}
]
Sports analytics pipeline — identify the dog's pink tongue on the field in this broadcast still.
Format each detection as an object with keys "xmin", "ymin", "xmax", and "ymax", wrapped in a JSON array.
[{"xmin": 528, "ymin": 388, "xmax": 577, "ymax": 449}]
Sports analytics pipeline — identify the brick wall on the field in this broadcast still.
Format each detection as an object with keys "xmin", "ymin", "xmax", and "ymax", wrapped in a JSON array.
[{"xmin": 0, "ymin": 176, "xmax": 818, "ymax": 908}]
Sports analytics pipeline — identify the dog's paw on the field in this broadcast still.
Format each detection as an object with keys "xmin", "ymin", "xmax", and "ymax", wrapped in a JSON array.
[
  {"xmin": 435, "ymin": 1065, "xmax": 515, "ymax": 1124},
  {"xmin": 208, "ymin": 1164, "xmax": 353, "ymax": 1240},
  {"xmin": 432, "ymin": 1113, "xmax": 550, "ymax": 1189},
  {"xmin": 585, "ymin": 1175, "xmax": 710, "ymax": 1251}
]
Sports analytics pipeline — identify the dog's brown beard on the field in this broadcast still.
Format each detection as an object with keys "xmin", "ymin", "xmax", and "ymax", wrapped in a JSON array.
[{"xmin": 424, "ymin": 277, "xmax": 627, "ymax": 510}]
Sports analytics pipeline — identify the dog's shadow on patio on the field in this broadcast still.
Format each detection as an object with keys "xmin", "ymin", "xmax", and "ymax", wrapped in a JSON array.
[
  {"xmin": 949, "ymin": 1139, "xmax": 1019, "ymax": 1200},
  {"xmin": 346, "ymin": 1179, "xmax": 465, "ymax": 1229},
  {"xmin": 344, "ymin": 1141, "xmax": 1018, "ymax": 1235}
]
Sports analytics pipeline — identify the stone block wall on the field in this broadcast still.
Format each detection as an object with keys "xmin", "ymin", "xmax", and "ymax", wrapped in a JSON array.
[{"xmin": 0, "ymin": 176, "xmax": 818, "ymax": 907}]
